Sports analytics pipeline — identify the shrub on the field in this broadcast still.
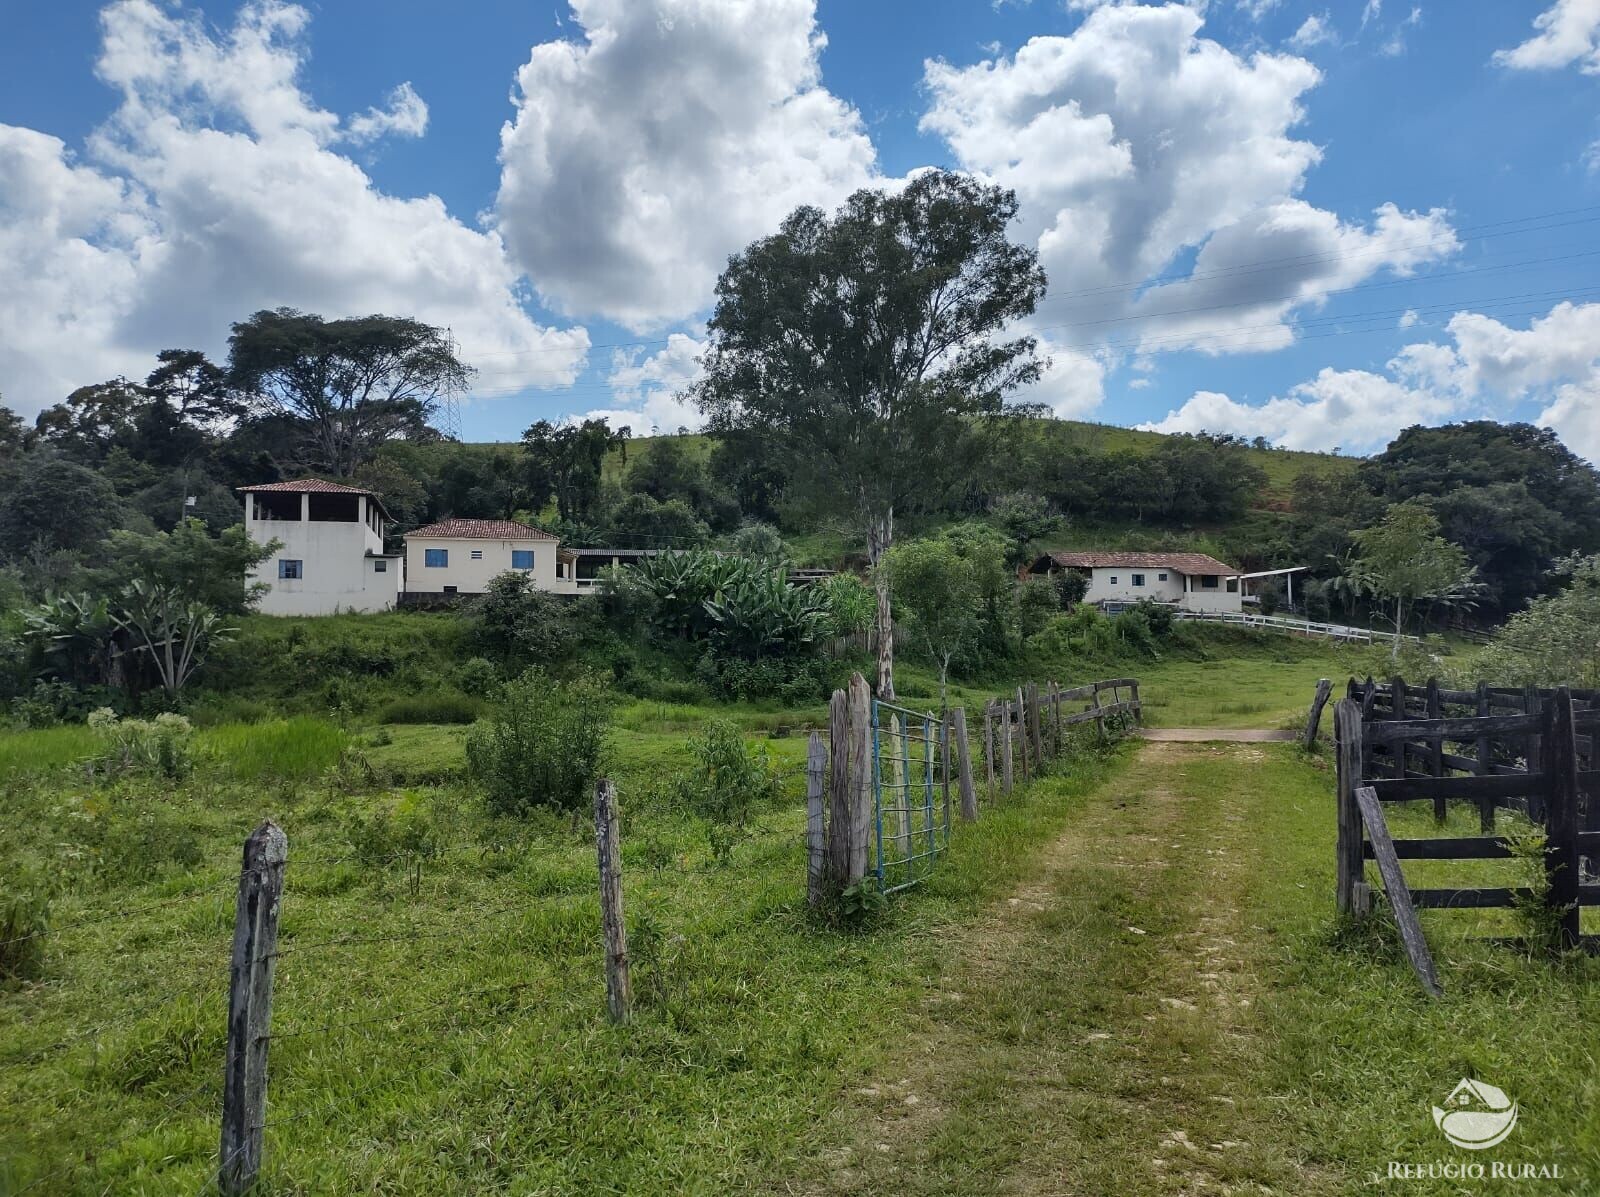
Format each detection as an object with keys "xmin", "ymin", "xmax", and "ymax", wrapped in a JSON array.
[
  {"xmin": 88, "ymin": 709, "xmax": 195, "ymax": 780},
  {"xmin": 92, "ymin": 806, "xmax": 204, "ymax": 882},
  {"xmin": 1053, "ymin": 569, "xmax": 1089, "ymax": 608},
  {"xmin": 469, "ymin": 573, "xmax": 575, "ymax": 666},
  {"xmin": 1016, "ymin": 576, "xmax": 1060, "ymax": 638},
  {"xmin": 374, "ymin": 692, "xmax": 482, "ymax": 725},
  {"xmin": 466, "ymin": 669, "xmax": 611, "ymax": 815},
  {"xmin": 673, "ymin": 720, "xmax": 781, "ymax": 863},
  {"xmin": 455, "ymin": 656, "xmax": 501, "ymax": 699},
  {"xmin": 817, "ymin": 573, "xmax": 874, "ymax": 639}
]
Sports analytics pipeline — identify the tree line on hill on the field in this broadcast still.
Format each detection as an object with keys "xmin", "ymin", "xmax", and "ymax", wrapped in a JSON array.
[{"xmin": 3, "ymin": 168, "xmax": 1599, "ymax": 719}]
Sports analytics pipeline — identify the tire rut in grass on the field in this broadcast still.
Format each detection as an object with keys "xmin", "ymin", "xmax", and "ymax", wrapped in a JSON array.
[{"xmin": 788, "ymin": 743, "xmax": 1337, "ymax": 1197}]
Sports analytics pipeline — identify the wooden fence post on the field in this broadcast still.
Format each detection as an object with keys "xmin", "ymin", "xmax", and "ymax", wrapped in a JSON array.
[
  {"xmin": 220, "ymin": 821, "xmax": 287, "ymax": 1197},
  {"xmin": 1050, "ymin": 681, "xmax": 1063, "ymax": 749},
  {"xmin": 826, "ymin": 687, "xmax": 850, "ymax": 887},
  {"xmin": 1091, "ymin": 684, "xmax": 1107, "ymax": 744},
  {"xmin": 1334, "ymin": 700, "xmax": 1365, "ymax": 915},
  {"xmin": 1540, "ymin": 689, "xmax": 1581, "ymax": 949},
  {"xmin": 1028, "ymin": 683, "xmax": 1044, "ymax": 766},
  {"xmin": 983, "ymin": 702, "xmax": 995, "ymax": 801},
  {"xmin": 1475, "ymin": 682, "xmax": 1495, "ymax": 833},
  {"xmin": 1000, "ymin": 699, "xmax": 1015, "ymax": 796},
  {"xmin": 1390, "ymin": 676, "xmax": 1408, "ymax": 779},
  {"xmin": 1426, "ymin": 679, "xmax": 1445, "ymax": 824},
  {"xmin": 1014, "ymin": 687, "xmax": 1029, "ymax": 781},
  {"xmin": 594, "ymin": 779, "xmax": 631, "ymax": 1024},
  {"xmin": 1128, "ymin": 679, "xmax": 1142, "ymax": 726},
  {"xmin": 848, "ymin": 671, "xmax": 873, "ymax": 884},
  {"xmin": 1302, "ymin": 678, "xmax": 1332, "ymax": 750},
  {"xmin": 805, "ymin": 732, "xmax": 827, "ymax": 906},
  {"xmin": 1524, "ymin": 683, "xmax": 1545, "ymax": 824},
  {"xmin": 953, "ymin": 707, "xmax": 978, "ymax": 821}
]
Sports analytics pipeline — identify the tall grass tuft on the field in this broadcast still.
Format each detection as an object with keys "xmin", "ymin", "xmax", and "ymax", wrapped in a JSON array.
[
  {"xmin": 201, "ymin": 718, "xmax": 349, "ymax": 782},
  {"xmin": 0, "ymin": 725, "xmax": 100, "ymax": 776},
  {"xmin": 0, "ymin": 875, "xmax": 50, "ymax": 980},
  {"xmin": 374, "ymin": 692, "xmax": 483, "ymax": 725}
]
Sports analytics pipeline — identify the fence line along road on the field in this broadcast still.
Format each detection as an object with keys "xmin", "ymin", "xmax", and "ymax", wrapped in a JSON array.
[{"xmin": 1172, "ymin": 609, "xmax": 1415, "ymax": 644}]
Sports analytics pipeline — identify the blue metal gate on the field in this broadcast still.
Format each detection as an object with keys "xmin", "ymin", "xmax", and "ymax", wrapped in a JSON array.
[{"xmin": 870, "ymin": 699, "xmax": 951, "ymax": 892}]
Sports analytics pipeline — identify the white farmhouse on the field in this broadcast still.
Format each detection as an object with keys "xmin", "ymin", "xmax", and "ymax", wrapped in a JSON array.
[
  {"xmin": 1026, "ymin": 551, "xmax": 1243, "ymax": 613},
  {"xmin": 402, "ymin": 519, "xmax": 560, "ymax": 596},
  {"xmin": 240, "ymin": 480, "xmax": 403, "ymax": 616}
]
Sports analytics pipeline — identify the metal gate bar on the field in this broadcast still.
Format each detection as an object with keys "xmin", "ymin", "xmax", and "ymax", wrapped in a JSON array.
[{"xmin": 871, "ymin": 699, "xmax": 950, "ymax": 893}]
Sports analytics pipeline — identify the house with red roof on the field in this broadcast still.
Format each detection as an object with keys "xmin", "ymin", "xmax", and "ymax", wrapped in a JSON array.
[
  {"xmin": 239, "ymin": 480, "xmax": 403, "ymax": 615},
  {"xmin": 1025, "ymin": 551, "xmax": 1244, "ymax": 613}
]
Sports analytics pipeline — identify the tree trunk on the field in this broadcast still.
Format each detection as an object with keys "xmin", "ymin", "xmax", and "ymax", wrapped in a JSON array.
[{"xmin": 866, "ymin": 506, "xmax": 895, "ymax": 700}]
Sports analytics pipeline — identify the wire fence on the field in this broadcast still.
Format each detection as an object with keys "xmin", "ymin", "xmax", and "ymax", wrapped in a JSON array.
[{"xmin": 870, "ymin": 700, "xmax": 951, "ymax": 894}]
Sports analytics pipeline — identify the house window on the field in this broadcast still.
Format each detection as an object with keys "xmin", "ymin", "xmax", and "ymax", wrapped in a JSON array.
[
  {"xmin": 373, "ymin": 559, "xmax": 387, "ymax": 573},
  {"xmin": 470, "ymin": 549, "xmax": 483, "ymax": 560},
  {"xmin": 1109, "ymin": 576, "xmax": 1118, "ymax": 585},
  {"xmin": 512, "ymin": 550, "xmax": 535, "ymax": 570},
  {"xmin": 278, "ymin": 559, "xmax": 302, "ymax": 580},
  {"xmin": 443, "ymin": 585, "xmax": 458, "ymax": 595},
  {"xmin": 1200, "ymin": 575, "xmax": 1219, "ymax": 589},
  {"xmin": 1226, "ymin": 578, "xmax": 1239, "ymax": 593},
  {"xmin": 425, "ymin": 548, "xmax": 448, "ymax": 568},
  {"xmin": 1131, "ymin": 573, "xmax": 1145, "ymax": 587},
  {"xmin": 1158, "ymin": 572, "xmax": 1168, "ymax": 581}
]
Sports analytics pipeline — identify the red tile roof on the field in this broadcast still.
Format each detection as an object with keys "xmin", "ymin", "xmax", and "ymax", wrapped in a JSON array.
[
  {"xmin": 408, "ymin": 519, "xmax": 557, "ymax": 541},
  {"xmin": 237, "ymin": 478, "xmax": 391, "ymax": 520},
  {"xmin": 1037, "ymin": 551, "xmax": 1238, "ymax": 575},
  {"xmin": 237, "ymin": 479, "xmax": 374, "ymax": 495}
]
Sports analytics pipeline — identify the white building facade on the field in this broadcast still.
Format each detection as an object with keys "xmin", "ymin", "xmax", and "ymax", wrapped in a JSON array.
[
  {"xmin": 241, "ymin": 480, "xmax": 402, "ymax": 616},
  {"xmin": 1027, "ymin": 552, "xmax": 1244, "ymax": 614},
  {"xmin": 402, "ymin": 519, "xmax": 560, "ymax": 595}
]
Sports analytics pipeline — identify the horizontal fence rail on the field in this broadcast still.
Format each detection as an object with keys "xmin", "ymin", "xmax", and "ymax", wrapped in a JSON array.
[{"xmin": 1173, "ymin": 609, "xmax": 1415, "ymax": 643}]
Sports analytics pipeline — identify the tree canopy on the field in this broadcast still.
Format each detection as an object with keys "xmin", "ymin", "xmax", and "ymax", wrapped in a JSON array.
[{"xmin": 695, "ymin": 169, "xmax": 1047, "ymax": 697}]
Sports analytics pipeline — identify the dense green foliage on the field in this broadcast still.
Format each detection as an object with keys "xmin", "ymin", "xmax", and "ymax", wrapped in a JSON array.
[{"xmin": 465, "ymin": 669, "xmax": 611, "ymax": 815}]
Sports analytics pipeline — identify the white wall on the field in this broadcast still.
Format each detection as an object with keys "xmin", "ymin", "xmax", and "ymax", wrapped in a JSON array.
[
  {"xmin": 1075, "ymin": 565, "xmax": 1243, "ymax": 613},
  {"xmin": 404, "ymin": 536, "xmax": 557, "ymax": 594},
  {"xmin": 246, "ymin": 512, "xmax": 399, "ymax": 615},
  {"xmin": 1082, "ymin": 567, "xmax": 1186, "ymax": 606}
]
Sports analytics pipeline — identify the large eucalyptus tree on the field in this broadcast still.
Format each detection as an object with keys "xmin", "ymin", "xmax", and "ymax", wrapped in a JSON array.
[{"xmin": 694, "ymin": 170, "xmax": 1046, "ymax": 698}]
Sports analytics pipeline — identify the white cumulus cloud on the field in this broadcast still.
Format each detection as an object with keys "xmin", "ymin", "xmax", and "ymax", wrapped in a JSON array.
[
  {"xmin": 494, "ymin": 0, "xmax": 879, "ymax": 332},
  {"xmin": 919, "ymin": 3, "xmax": 1456, "ymax": 418},
  {"xmin": 345, "ymin": 82, "xmax": 429, "ymax": 143},
  {"xmin": 1494, "ymin": 0, "xmax": 1600, "ymax": 73},
  {"xmin": 1289, "ymin": 13, "xmax": 1336, "ymax": 50},
  {"xmin": 1140, "ymin": 300, "xmax": 1600, "ymax": 460},
  {"xmin": 0, "ymin": 0, "xmax": 587, "ymax": 417},
  {"xmin": 581, "ymin": 333, "xmax": 708, "ymax": 436}
]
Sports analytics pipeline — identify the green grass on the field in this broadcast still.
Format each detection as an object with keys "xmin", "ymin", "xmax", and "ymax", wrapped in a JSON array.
[
  {"xmin": 199, "ymin": 717, "xmax": 351, "ymax": 782},
  {"xmin": 0, "ymin": 725, "xmax": 98, "ymax": 775},
  {"xmin": 0, "ymin": 705, "xmax": 1131, "ymax": 1194},
  {"xmin": 789, "ymin": 742, "xmax": 1600, "ymax": 1196}
]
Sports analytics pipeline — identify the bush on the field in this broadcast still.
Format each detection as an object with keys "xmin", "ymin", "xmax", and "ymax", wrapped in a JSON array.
[
  {"xmin": 817, "ymin": 573, "xmax": 874, "ymax": 639},
  {"xmin": 466, "ymin": 669, "xmax": 611, "ymax": 815},
  {"xmin": 694, "ymin": 653, "xmax": 828, "ymax": 704},
  {"xmin": 673, "ymin": 720, "xmax": 781, "ymax": 863},
  {"xmin": 374, "ymin": 692, "xmax": 482, "ymax": 725},
  {"xmin": 455, "ymin": 656, "xmax": 501, "ymax": 699},
  {"xmin": 1015, "ymin": 577, "xmax": 1060, "ymax": 638},
  {"xmin": 88, "ymin": 709, "xmax": 195, "ymax": 780},
  {"xmin": 469, "ymin": 573, "xmax": 575, "ymax": 666}
]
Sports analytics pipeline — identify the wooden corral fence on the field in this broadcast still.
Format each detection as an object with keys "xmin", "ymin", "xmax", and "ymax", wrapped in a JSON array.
[
  {"xmin": 1333, "ymin": 676, "xmax": 1600, "ymax": 994},
  {"xmin": 806, "ymin": 673, "xmax": 1141, "ymax": 902}
]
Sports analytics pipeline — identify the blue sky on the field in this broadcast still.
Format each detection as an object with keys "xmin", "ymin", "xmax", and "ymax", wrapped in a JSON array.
[{"xmin": 2, "ymin": 0, "xmax": 1599, "ymax": 459}]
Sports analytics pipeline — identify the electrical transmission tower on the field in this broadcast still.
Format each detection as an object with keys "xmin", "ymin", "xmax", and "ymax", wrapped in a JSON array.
[{"xmin": 436, "ymin": 326, "xmax": 464, "ymax": 441}]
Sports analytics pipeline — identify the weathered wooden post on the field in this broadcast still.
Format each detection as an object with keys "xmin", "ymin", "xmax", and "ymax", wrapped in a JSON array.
[
  {"xmin": 1050, "ymin": 681, "xmax": 1063, "ymax": 750},
  {"xmin": 1334, "ymin": 700, "xmax": 1365, "ymax": 915},
  {"xmin": 952, "ymin": 707, "xmax": 978, "ymax": 821},
  {"xmin": 1128, "ymin": 679, "xmax": 1142, "ymax": 726},
  {"xmin": 1091, "ymin": 684, "xmax": 1107, "ymax": 744},
  {"xmin": 1015, "ymin": 686, "xmax": 1029, "ymax": 780},
  {"xmin": 1302, "ymin": 678, "xmax": 1332, "ymax": 750},
  {"xmin": 1426, "ymin": 678, "xmax": 1445, "ymax": 824},
  {"xmin": 1390, "ymin": 676, "xmax": 1408, "ymax": 780},
  {"xmin": 1000, "ymin": 698, "xmax": 1015, "ymax": 795},
  {"xmin": 826, "ymin": 687, "xmax": 851, "ymax": 887},
  {"xmin": 1027, "ymin": 683, "xmax": 1044, "ymax": 766},
  {"xmin": 220, "ymin": 821, "xmax": 287, "ymax": 1197},
  {"xmin": 1524, "ymin": 683, "xmax": 1545, "ymax": 824},
  {"xmin": 1541, "ymin": 688, "xmax": 1581, "ymax": 949},
  {"xmin": 805, "ymin": 731, "xmax": 827, "ymax": 906},
  {"xmin": 1475, "ymin": 682, "xmax": 1495, "ymax": 833},
  {"xmin": 848, "ymin": 671, "xmax": 873, "ymax": 883},
  {"xmin": 594, "ymin": 779, "xmax": 631, "ymax": 1024},
  {"xmin": 982, "ymin": 701, "xmax": 995, "ymax": 801}
]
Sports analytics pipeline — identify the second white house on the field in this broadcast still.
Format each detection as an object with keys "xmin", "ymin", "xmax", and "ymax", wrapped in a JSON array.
[{"xmin": 1025, "ymin": 551, "xmax": 1244, "ymax": 613}]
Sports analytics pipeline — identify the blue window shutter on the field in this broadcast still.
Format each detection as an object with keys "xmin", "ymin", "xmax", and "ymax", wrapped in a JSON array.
[{"xmin": 512, "ymin": 550, "xmax": 535, "ymax": 570}]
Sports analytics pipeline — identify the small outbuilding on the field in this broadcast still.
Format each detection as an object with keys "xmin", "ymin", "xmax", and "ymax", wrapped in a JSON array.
[{"xmin": 1026, "ymin": 551, "xmax": 1244, "ymax": 613}]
